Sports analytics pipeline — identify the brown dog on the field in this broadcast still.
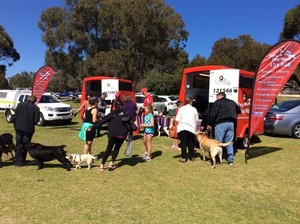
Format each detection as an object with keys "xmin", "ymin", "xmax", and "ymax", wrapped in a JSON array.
[{"xmin": 195, "ymin": 132, "xmax": 233, "ymax": 169}]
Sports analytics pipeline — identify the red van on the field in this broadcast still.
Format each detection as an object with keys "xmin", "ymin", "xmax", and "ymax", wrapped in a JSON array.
[{"xmin": 178, "ymin": 65, "xmax": 264, "ymax": 148}]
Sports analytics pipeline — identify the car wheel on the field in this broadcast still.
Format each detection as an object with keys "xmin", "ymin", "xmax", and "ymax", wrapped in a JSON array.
[
  {"xmin": 292, "ymin": 123, "xmax": 300, "ymax": 139},
  {"xmin": 38, "ymin": 113, "xmax": 45, "ymax": 126},
  {"xmin": 5, "ymin": 110, "xmax": 13, "ymax": 123},
  {"xmin": 236, "ymin": 133, "xmax": 249, "ymax": 149}
]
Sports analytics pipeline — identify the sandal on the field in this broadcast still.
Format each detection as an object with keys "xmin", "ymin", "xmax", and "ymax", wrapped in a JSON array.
[
  {"xmin": 99, "ymin": 165, "xmax": 104, "ymax": 171},
  {"xmin": 107, "ymin": 163, "xmax": 113, "ymax": 171},
  {"xmin": 178, "ymin": 158, "xmax": 187, "ymax": 163}
]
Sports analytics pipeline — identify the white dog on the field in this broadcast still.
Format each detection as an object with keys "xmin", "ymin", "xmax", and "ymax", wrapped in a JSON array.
[{"xmin": 65, "ymin": 154, "xmax": 98, "ymax": 170}]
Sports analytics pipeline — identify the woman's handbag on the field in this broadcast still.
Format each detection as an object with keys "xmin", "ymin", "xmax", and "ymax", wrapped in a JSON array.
[
  {"xmin": 122, "ymin": 116, "xmax": 137, "ymax": 132},
  {"xmin": 169, "ymin": 125, "xmax": 179, "ymax": 139}
]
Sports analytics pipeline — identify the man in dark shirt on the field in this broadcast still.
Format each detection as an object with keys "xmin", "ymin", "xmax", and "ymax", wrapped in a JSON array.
[
  {"xmin": 208, "ymin": 92, "xmax": 241, "ymax": 166},
  {"xmin": 97, "ymin": 92, "xmax": 108, "ymax": 119},
  {"xmin": 14, "ymin": 95, "xmax": 40, "ymax": 166}
]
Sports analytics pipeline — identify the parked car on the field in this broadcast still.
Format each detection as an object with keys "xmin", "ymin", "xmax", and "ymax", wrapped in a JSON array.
[
  {"xmin": 0, "ymin": 89, "xmax": 73, "ymax": 126},
  {"xmin": 158, "ymin": 95, "xmax": 178, "ymax": 112},
  {"xmin": 57, "ymin": 92, "xmax": 79, "ymax": 99},
  {"xmin": 264, "ymin": 100, "xmax": 300, "ymax": 138},
  {"xmin": 135, "ymin": 94, "xmax": 167, "ymax": 115}
]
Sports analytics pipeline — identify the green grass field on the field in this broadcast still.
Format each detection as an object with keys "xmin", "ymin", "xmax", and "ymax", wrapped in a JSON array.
[{"xmin": 0, "ymin": 99, "xmax": 299, "ymax": 224}]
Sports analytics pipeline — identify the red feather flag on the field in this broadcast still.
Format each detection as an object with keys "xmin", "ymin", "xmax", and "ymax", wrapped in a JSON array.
[
  {"xmin": 32, "ymin": 66, "xmax": 55, "ymax": 104},
  {"xmin": 248, "ymin": 40, "xmax": 300, "ymax": 139}
]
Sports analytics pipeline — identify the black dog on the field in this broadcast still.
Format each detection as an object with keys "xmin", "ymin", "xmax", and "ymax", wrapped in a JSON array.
[
  {"xmin": 0, "ymin": 133, "xmax": 15, "ymax": 166},
  {"xmin": 24, "ymin": 143, "xmax": 72, "ymax": 171}
]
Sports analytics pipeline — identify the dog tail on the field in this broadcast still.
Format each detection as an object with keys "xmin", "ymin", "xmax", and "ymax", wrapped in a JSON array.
[{"xmin": 218, "ymin": 142, "xmax": 233, "ymax": 147}]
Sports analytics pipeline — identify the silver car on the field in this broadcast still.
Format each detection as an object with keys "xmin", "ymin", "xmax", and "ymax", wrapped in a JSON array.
[
  {"xmin": 135, "ymin": 94, "xmax": 167, "ymax": 115},
  {"xmin": 264, "ymin": 100, "xmax": 300, "ymax": 138}
]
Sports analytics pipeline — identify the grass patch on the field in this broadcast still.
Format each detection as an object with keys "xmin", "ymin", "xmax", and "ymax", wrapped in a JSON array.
[{"xmin": 0, "ymin": 100, "xmax": 299, "ymax": 223}]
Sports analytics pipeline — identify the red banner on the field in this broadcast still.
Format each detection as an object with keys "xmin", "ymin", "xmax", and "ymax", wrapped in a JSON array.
[
  {"xmin": 32, "ymin": 66, "xmax": 55, "ymax": 104},
  {"xmin": 249, "ymin": 40, "xmax": 300, "ymax": 138}
]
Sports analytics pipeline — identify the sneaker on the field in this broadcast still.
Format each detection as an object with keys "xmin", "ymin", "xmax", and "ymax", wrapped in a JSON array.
[
  {"xmin": 229, "ymin": 162, "xmax": 234, "ymax": 166},
  {"xmin": 143, "ymin": 157, "xmax": 151, "ymax": 162},
  {"xmin": 142, "ymin": 152, "xmax": 148, "ymax": 158},
  {"xmin": 172, "ymin": 145, "xmax": 176, "ymax": 149}
]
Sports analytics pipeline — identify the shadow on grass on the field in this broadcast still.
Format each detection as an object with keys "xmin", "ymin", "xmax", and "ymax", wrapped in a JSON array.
[
  {"xmin": 246, "ymin": 146, "xmax": 283, "ymax": 160},
  {"xmin": 115, "ymin": 150, "xmax": 163, "ymax": 169},
  {"xmin": 0, "ymin": 159, "xmax": 71, "ymax": 171}
]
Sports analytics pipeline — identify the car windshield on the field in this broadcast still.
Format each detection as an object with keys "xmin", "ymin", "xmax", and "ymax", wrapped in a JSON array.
[
  {"xmin": 136, "ymin": 96, "xmax": 145, "ymax": 103},
  {"xmin": 40, "ymin": 95, "xmax": 60, "ymax": 103},
  {"xmin": 168, "ymin": 96, "xmax": 177, "ymax": 101},
  {"xmin": 270, "ymin": 100, "xmax": 300, "ymax": 111}
]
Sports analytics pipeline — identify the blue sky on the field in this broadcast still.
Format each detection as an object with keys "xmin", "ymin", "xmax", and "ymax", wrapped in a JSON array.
[{"xmin": 0, "ymin": 0, "xmax": 299, "ymax": 78}]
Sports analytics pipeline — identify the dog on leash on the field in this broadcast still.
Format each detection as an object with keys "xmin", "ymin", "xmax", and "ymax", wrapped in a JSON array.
[
  {"xmin": 65, "ymin": 154, "xmax": 98, "ymax": 170},
  {"xmin": 195, "ymin": 132, "xmax": 233, "ymax": 169},
  {"xmin": 24, "ymin": 143, "xmax": 72, "ymax": 171},
  {"xmin": 0, "ymin": 133, "xmax": 15, "ymax": 165}
]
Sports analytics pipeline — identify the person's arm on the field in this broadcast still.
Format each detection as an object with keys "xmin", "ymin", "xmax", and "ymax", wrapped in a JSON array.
[
  {"xmin": 75, "ymin": 100, "xmax": 87, "ymax": 114},
  {"xmin": 34, "ymin": 107, "xmax": 40, "ymax": 125},
  {"xmin": 141, "ymin": 115, "xmax": 154, "ymax": 128}
]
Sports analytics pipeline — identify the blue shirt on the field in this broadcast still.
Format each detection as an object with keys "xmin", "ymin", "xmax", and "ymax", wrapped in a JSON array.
[{"xmin": 144, "ymin": 113, "xmax": 155, "ymax": 134}]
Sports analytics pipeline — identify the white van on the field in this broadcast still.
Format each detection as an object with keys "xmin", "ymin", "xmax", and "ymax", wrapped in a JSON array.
[{"xmin": 0, "ymin": 89, "xmax": 73, "ymax": 126}]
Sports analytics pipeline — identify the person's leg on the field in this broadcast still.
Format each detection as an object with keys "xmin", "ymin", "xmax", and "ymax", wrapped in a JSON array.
[
  {"xmin": 214, "ymin": 123, "xmax": 226, "ymax": 143},
  {"xmin": 14, "ymin": 131, "xmax": 23, "ymax": 165},
  {"xmin": 20, "ymin": 132, "xmax": 32, "ymax": 164},
  {"xmin": 142, "ymin": 133, "xmax": 148, "ymax": 157},
  {"xmin": 110, "ymin": 138, "xmax": 125, "ymax": 164},
  {"xmin": 187, "ymin": 131, "xmax": 196, "ymax": 160},
  {"xmin": 100, "ymin": 137, "xmax": 115, "ymax": 170},
  {"xmin": 224, "ymin": 122, "xmax": 235, "ymax": 164},
  {"xmin": 145, "ymin": 134, "xmax": 153, "ymax": 160},
  {"xmin": 178, "ymin": 131, "xmax": 187, "ymax": 161},
  {"xmin": 83, "ymin": 141, "xmax": 91, "ymax": 154}
]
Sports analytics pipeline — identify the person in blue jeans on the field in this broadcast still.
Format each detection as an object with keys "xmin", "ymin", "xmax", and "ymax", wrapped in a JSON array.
[{"xmin": 208, "ymin": 92, "xmax": 241, "ymax": 166}]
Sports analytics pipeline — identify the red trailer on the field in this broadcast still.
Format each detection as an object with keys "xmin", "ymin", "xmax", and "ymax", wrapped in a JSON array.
[
  {"xmin": 80, "ymin": 76, "xmax": 136, "ymax": 116},
  {"xmin": 178, "ymin": 65, "xmax": 264, "ymax": 148}
]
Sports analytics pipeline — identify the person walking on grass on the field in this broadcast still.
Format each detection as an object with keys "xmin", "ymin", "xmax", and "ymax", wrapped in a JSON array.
[
  {"xmin": 207, "ymin": 92, "xmax": 241, "ymax": 166},
  {"xmin": 88, "ymin": 101, "xmax": 128, "ymax": 171},
  {"xmin": 14, "ymin": 95, "xmax": 40, "ymax": 166},
  {"xmin": 78, "ymin": 96, "xmax": 99, "ymax": 154},
  {"xmin": 175, "ymin": 97, "xmax": 199, "ymax": 163},
  {"xmin": 140, "ymin": 104, "xmax": 155, "ymax": 162}
]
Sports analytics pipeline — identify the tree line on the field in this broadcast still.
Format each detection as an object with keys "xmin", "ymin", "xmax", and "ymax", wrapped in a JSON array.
[{"xmin": 1, "ymin": 1, "xmax": 299, "ymax": 94}]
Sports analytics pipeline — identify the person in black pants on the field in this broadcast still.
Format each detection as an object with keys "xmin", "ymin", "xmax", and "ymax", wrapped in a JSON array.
[
  {"xmin": 14, "ymin": 95, "xmax": 40, "ymax": 166},
  {"xmin": 89, "ymin": 101, "xmax": 128, "ymax": 171}
]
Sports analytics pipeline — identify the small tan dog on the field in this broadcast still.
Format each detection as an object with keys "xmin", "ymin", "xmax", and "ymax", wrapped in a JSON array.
[
  {"xmin": 195, "ymin": 132, "xmax": 233, "ymax": 169},
  {"xmin": 65, "ymin": 154, "xmax": 98, "ymax": 170}
]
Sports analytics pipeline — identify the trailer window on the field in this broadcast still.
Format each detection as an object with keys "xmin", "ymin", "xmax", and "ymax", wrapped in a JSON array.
[
  {"xmin": 240, "ymin": 76, "xmax": 253, "ymax": 89},
  {"xmin": 90, "ymin": 81, "xmax": 101, "ymax": 92},
  {"xmin": 119, "ymin": 81, "xmax": 133, "ymax": 91},
  {"xmin": 193, "ymin": 75, "xmax": 209, "ymax": 89}
]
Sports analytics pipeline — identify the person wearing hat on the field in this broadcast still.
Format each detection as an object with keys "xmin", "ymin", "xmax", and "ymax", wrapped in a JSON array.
[
  {"xmin": 78, "ymin": 96, "xmax": 99, "ymax": 154},
  {"xmin": 111, "ymin": 91, "xmax": 122, "ymax": 111},
  {"xmin": 141, "ymin": 87, "xmax": 153, "ymax": 108}
]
